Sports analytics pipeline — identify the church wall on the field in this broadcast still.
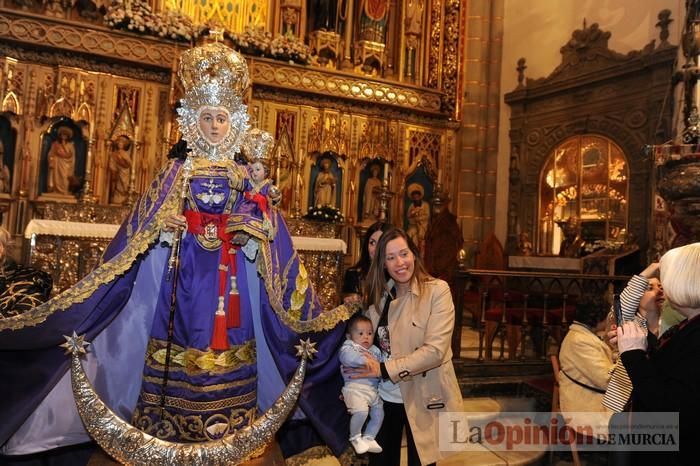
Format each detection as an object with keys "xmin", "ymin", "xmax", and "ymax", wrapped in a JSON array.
[{"xmin": 493, "ymin": 0, "xmax": 683, "ymax": 247}]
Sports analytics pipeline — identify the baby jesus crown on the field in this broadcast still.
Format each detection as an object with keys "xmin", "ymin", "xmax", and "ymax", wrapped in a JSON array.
[{"xmin": 243, "ymin": 128, "xmax": 275, "ymax": 165}]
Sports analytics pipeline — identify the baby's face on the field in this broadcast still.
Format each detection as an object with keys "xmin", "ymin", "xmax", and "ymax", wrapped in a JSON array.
[
  {"xmin": 348, "ymin": 321, "xmax": 374, "ymax": 349},
  {"xmin": 249, "ymin": 162, "xmax": 265, "ymax": 182}
]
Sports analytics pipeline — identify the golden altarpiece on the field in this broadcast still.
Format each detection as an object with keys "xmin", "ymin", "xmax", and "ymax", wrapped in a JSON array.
[{"xmin": 0, "ymin": 0, "xmax": 463, "ymax": 306}]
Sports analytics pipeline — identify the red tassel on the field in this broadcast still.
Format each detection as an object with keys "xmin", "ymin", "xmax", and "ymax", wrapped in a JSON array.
[
  {"xmin": 211, "ymin": 311, "xmax": 229, "ymax": 350},
  {"xmin": 227, "ymin": 293, "xmax": 241, "ymax": 328}
]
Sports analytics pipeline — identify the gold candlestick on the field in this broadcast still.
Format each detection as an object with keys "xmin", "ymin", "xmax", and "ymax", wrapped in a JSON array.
[
  {"xmin": 126, "ymin": 126, "xmax": 141, "ymax": 206},
  {"xmin": 377, "ymin": 169, "xmax": 394, "ymax": 222},
  {"xmin": 80, "ymin": 123, "xmax": 97, "ymax": 204}
]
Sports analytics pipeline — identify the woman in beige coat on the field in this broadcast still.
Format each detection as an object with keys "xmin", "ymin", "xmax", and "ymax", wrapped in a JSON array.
[{"xmin": 347, "ymin": 227, "xmax": 462, "ymax": 466}]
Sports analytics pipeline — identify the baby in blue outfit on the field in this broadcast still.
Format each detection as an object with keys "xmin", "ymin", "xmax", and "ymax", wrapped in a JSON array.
[{"xmin": 339, "ymin": 314, "xmax": 384, "ymax": 454}]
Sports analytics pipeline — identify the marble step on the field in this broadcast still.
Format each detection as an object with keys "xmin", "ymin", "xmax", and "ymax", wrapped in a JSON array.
[{"xmin": 303, "ymin": 396, "xmax": 545, "ymax": 466}]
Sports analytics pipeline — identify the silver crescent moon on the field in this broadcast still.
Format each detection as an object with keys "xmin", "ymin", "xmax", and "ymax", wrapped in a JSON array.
[{"xmin": 69, "ymin": 351, "xmax": 308, "ymax": 465}]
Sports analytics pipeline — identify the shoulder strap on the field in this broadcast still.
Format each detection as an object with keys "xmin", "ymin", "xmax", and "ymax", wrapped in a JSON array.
[{"xmin": 561, "ymin": 368, "xmax": 606, "ymax": 394}]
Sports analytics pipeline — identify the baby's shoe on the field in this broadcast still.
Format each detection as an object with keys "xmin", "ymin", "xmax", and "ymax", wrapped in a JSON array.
[
  {"xmin": 350, "ymin": 436, "xmax": 369, "ymax": 454},
  {"xmin": 362, "ymin": 436, "xmax": 382, "ymax": 453}
]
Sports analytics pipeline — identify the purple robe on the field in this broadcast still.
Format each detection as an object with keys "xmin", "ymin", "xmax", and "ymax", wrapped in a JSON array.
[{"xmin": 0, "ymin": 158, "xmax": 352, "ymax": 458}]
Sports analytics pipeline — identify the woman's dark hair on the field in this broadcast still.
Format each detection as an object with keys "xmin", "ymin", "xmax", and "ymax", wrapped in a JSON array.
[
  {"xmin": 574, "ymin": 292, "xmax": 609, "ymax": 328},
  {"xmin": 353, "ymin": 221, "xmax": 393, "ymax": 276},
  {"xmin": 366, "ymin": 227, "xmax": 432, "ymax": 309}
]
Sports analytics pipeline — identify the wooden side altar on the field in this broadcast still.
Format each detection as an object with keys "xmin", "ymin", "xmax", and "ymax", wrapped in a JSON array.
[{"xmin": 24, "ymin": 219, "xmax": 347, "ymax": 310}]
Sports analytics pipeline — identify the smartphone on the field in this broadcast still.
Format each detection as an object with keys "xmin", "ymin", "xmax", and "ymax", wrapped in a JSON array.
[{"xmin": 613, "ymin": 293, "xmax": 623, "ymax": 326}]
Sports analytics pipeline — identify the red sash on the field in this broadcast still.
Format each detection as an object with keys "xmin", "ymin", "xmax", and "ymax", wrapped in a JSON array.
[{"xmin": 184, "ymin": 210, "xmax": 240, "ymax": 350}]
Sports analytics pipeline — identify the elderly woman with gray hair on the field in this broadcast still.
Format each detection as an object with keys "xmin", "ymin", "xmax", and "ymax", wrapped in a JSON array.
[
  {"xmin": 0, "ymin": 227, "xmax": 52, "ymax": 318},
  {"xmin": 612, "ymin": 242, "xmax": 700, "ymax": 466}
]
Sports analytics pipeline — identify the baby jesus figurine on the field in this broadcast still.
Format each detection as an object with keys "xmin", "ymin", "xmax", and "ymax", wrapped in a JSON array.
[{"xmin": 241, "ymin": 129, "xmax": 280, "ymax": 240}]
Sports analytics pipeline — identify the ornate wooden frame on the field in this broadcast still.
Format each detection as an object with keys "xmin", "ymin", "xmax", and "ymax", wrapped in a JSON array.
[{"xmin": 504, "ymin": 20, "xmax": 677, "ymax": 257}]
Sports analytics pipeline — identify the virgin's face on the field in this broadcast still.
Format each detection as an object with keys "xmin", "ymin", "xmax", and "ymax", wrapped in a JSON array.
[
  {"xmin": 198, "ymin": 107, "xmax": 230, "ymax": 144},
  {"xmin": 384, "ymin": 237, "xmax": 415, "ymax": 285},
  {"xmin": 367, "ymin": 230, "xmax": 383, "ymax": 260}
]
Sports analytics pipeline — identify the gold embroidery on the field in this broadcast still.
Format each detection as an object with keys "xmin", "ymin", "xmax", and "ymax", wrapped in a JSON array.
[
  {"xmin": 140, "ymin": 389, "xmax": 256, "ymax": 412},
  {"xmin": 146, "ymin": 339, "xmax": 256, "ymax": 376},
  {"xmin": 141, "ymin": 375, "xmax": 256, "ymax": 393},
  {"xmin": 254, "ymin": 222, "xmax": 355, "ymax": 333}
]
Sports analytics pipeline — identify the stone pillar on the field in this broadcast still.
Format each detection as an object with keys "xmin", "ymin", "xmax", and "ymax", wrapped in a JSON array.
[{"xmin": 456, "ymin": 0, "xmax": 504, "ymax": 250}]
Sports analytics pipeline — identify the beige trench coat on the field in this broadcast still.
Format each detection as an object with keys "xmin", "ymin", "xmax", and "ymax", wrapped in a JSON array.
[
  {"xmin": 559, "ymin": 322, "xmax": 615, "ymax": 437},
  {"xmin": 366, "ymin": 278, "xmax": 462, "ymax": 465}
]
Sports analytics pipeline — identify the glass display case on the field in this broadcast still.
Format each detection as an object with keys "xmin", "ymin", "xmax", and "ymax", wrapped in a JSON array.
[{"xmin": 538, "ymin": 135, "xmax": 629, "ymax": 255}]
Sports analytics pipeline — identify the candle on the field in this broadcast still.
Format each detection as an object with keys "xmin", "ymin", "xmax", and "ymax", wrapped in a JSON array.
[
  {"xmin": 89, "ymin": 122, "xmax": 95, "ymax": 140},
  {"xmin": 134, "ymin": 125, "xmax": 141, "ymax": 142},
  {"xmin": 383, "ymin": 162, "xmax": 389, "ymax": 180},
  {"xmin": 437, "ymin": 168, "xmax": 442, "ymax": 184}
]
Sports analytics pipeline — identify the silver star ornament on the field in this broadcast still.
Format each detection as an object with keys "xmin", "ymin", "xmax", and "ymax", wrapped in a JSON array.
[
  {"xmin": 295, "ymin": 338, "xmax": 318, "ymax": 360},
  {"xmin": 60, "ymin": 331, "xmax": 90, "ymax": 356}
]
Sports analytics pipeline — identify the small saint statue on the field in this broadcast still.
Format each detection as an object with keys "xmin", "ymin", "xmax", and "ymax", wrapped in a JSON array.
[
  {"xmin": 517, "ymin": 232, "xmax": 533, "ymax": 256},
  {"xmin": 559, "ymin": 216, "xmax": 585, "ymax": 258}
]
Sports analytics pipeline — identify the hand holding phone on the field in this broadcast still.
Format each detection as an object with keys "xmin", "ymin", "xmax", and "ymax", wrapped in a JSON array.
[{"xmin": 613, "ymin": 293, "xmax": 623, "ymax": 326}]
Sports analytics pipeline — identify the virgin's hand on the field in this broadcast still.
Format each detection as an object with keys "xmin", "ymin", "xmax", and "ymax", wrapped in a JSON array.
[
  {"xmin": 163, "ymin": 214, "xmax": 186, "ymax": 232},
  {"xmin": 342, "ymin": 356, "xmax": 381, "ymax": 379},
  {"xmin": 617, "ymin": 321, "xmax": 648, "ymax": 354}
]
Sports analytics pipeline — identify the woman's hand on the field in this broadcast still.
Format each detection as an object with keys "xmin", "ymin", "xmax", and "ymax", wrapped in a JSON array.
[
  {"xmin": 617, "ymin": 321, "xmax": 648, "ymax": 354},
  {"xmin": 640, "ymin": 262, "xmax": 660, "ymax": 279},
  {"xmin": 163, "ymin": 214, "xmax": 186, "ymax": 232},
  {"xmin": 342, "ymin": 355, "xmax": 381, "ymax": 379},
  {"xmin": 606, "ymin": 323, "xmax": 618, "ymax": 350}
]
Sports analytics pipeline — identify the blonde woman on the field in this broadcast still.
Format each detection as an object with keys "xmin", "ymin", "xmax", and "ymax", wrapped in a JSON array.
[{"xmin": 615, "ymin": 243, "xmax": 700, "ymax": 466}]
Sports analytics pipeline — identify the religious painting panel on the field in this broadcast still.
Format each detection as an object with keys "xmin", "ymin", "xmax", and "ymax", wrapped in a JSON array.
[
  {"xmin": 0, "ymin": 59, "xmax": 24, "ymax": 115},
  {"xmin": 39, "ymin": 119, "xmax": 87, "ymax": 198},
  {"xmin": 105, "ymin": 105, "xmax": 136, "ymax": 205},
  {"xmin": 308, "ymin": 152, "xmax": 342, "ymax": 211},
  {"xmin": 358, "ymin": 157, "xmax": 386, "ymax": 224},
  {"xmin": 269, "ymin": 108, "xmax": 299, "ymax": 215},
  {"xmin": 34, "ymin": 70, "xmax": 56, "ymax": 121},
  {"xmin": 406, "ymin": 129, "xmax": 440, "ymax": 168},
  {"xmin": 0, "ymin": 116, "xmax": 17, "ymax": 195},
  {"xmin": 56, "ymin": 69, "xmax": 80, "ymax": 107},
  {"xmin": 275, "ymin": 110, "xmax": 297, "ymax": 148},
  {"xmin": 403, "ymin": 164, "xmax": 433, "ymax": 253},
  {"xmin": 112, "ymin": 85, "xmax": 141, "ymax": 125},
  {"xmin": 358, "ymin": 0, "xmax": 389, "ymax": 44},
  {"xmin": 107, "ymin": 136, "xmax": 133, "ymax": 205}
]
